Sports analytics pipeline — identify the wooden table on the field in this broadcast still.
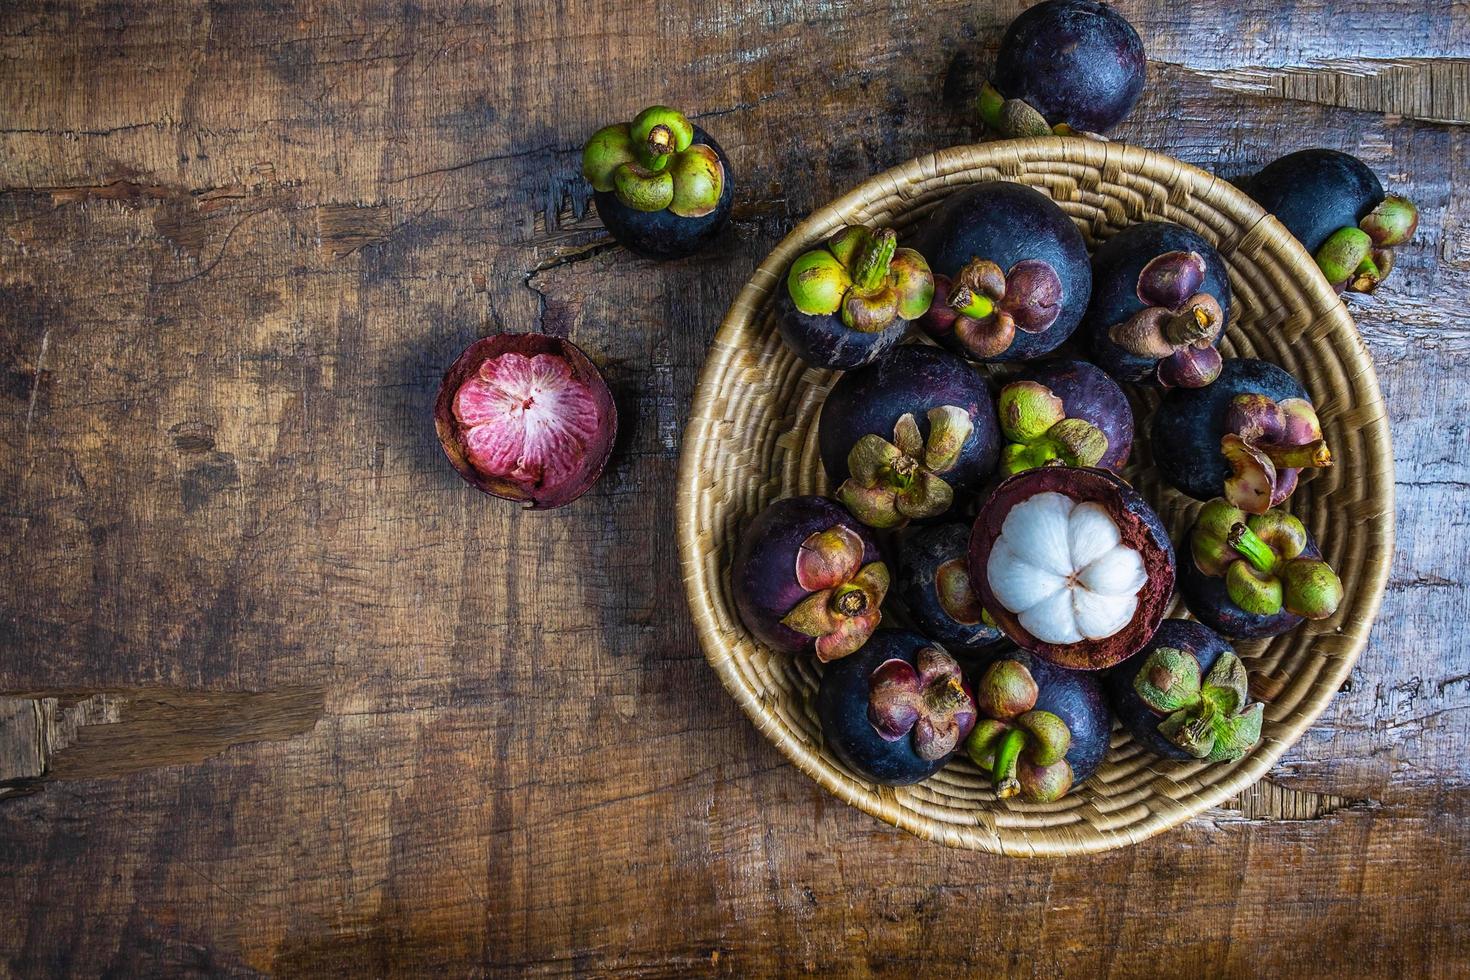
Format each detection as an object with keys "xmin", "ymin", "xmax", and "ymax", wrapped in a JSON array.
[{"xmin": 1, "ymin": 1, "xmax": 1466, "ymax": 975}]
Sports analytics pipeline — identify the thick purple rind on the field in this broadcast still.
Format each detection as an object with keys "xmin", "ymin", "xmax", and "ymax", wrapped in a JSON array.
[
  {"xmin": 1018, "ymin": 359, "xmax": 1134, "ymax": 471},
  {"xmin": 968, "ymin": 466, "xmax": 1176, "ymax": 670},
  {"xmin": 1104, "ymin": 620, "xmax": 1232, "ymax": 760},
  {"xmin": 731, "ymin": 496, "xmax": 885, "ymax": 655},
  {"xmin": 968, "ymin": 647, "xmax": 1111, "ymax": 782},
  {"xmin": 1242, "ymin": 148, "xmax": 1385, "ymax": 256},
  {"xmin": 1178, "ymin": 534, "xmax": 1322, "ymax": 640},
  {"xmin": 774, "ymin": 288, "xmax": 910, "ymax": 370},
  {"xmin": 592, "ymin": 127, "xmax": 734, "ymax": 260},
  {"xmin": 895, "ymin": 523, "xmax": 1006, "ymax": 653},
  {"xmin": 433, "ymin": 333, "xmax": 618, "ymax": 510}
]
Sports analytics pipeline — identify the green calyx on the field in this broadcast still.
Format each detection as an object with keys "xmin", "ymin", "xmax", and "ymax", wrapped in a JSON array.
[
  {"xmin": 965, "ymin": 660, "xmax": 1075, "ymax": 802},
  {"xmin": 1316, "ymin": 193, "xmax": 1418, "ymax": 294},
  {"xmin": 1148, "ymin": 651, "xmax": 1263, "ymax": 763},
  {"xmin": 786, "ymin": 225, "xmax": 934, "ymax": 332},
  {"xmin": 977, "ymin": 81, "xmax": 1076, "ymax": 139},
  {"xmin": 996, "ymin": 381, "xmax": 1109, "ymax": 475},
  {"xmin": 836, "ymin": 407, "xmax": 971, "ymax": 529},
  {"xmin": 581, "ymin": 107, "xmax": 724, "ymax": 217},
  {"xmin": 1190, "ymin": 500, "xmax": 1344, "ymax": 620}
]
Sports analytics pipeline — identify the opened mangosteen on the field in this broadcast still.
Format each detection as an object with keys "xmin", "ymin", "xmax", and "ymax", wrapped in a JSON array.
[
  {"xmin": 581, "ymin": 106, "xmax": 734, "ymax": 260},
  {"xmin": 1180, "ymin": 498, "xmax": 1343, "ymax": 639},
  {"xmin": 980, "ymin": 0, "xmax": 1146, "ymax": 138},
  {"xmin": 1083, "ymin": 222, "xmax": 1231, "ymax": 388},
  {"xmin": 1243, "ymin": 148, "xmax": 1418, "ymax": 293},
  {"xmin": 817, "ymin": 631, "xmax": 977, "ymax": 786},
  {"xmin": 915, "ymin": 182, "xmax": 1091, "ymax": 362},
  {"xmin": 777, "ymin": 225, "xmax": 934, "ymax": 369},
  {"xmin": 996, "ymin": 359, "xmax": 1133, "ymax": 475},
  {"xmin": 731, "ymin": 496, "xmax": 889, "ymax": 661},
  {"xmin": 895, "ymin": 523, "xmax": 1006, "ymax": 653},
  {"xmin": 1105, "ymin": 620, "xmax": 1263, "ymax": 762},
  {"xmin": 817, "ymin": 344, "xmax": 1000, "ymax": 529},
  {"xmin": 434, "ymin": 333, "xmax": 617, "ymax": 509},
  {"xmin": 969, "ymin": 466, "xmax": 1174, "ymax": 670},
  {"xmin": 1151, "ymin": 358, "xmax": 1332, "ymax": 511}
]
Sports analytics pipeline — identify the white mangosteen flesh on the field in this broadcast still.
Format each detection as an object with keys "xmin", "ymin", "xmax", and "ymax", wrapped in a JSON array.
[{"xmin": 986, "ymin": 493, "xmax": 1147, "ymax": 645}]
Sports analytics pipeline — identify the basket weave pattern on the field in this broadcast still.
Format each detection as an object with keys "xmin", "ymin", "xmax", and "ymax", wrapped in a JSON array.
[{"xmin": 676, "ymin": 139, "xmax": 1393, "ymax": 855}]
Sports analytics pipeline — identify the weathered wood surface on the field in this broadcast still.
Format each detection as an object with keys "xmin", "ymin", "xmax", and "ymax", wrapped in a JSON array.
[{"xmin": 1, "ymin": 0, "xmax": 1467, "ymax": 975}]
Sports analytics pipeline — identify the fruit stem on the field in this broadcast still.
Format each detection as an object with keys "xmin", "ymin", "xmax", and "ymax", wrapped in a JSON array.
[
  {"xmin": 1228, "ymin": 523, "xmax": 1277, "ymax": 575},
  {"xmin": 925, "ymin": 674, "xmax": 969, "ymax": 714},
  {"xmin": 831, "ymin": 586, "xmax": 869, "ymax": 618},
  {"xmin": 1164, "ymin": 304, "xmax": 1214, "ymax": 347},
  {"xmin": 851, "ymin": 229, "xmax": 898, "ymax": 291},
  {"xmin": 991, "ymin": 727, "xmax": 1026, "ymax": 799},
  {"xmin": 645, "ymin": 125, "xmax": 676, "ymax": 159},
  {"xmin": 1257, "ymin": 439, "xmax": 1332, "ymax": 469},
  {"xmin": 949, "ymin": 289, "xmax": 995, "ymax": 320}
]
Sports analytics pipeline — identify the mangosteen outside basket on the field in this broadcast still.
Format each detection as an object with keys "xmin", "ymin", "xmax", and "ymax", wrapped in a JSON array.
[{"xmin": 675, "ymin": 139, "xmax": 1393, "ymax": 856}]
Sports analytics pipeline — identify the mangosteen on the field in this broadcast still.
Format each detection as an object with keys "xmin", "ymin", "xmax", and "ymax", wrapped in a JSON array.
[
  {"xmin": 969, "ymin": 466, "xmax": 1174, "ymax": 670},
  {"xmin": 1179, "ymin": 498, "xmax": 1343, "ymax": 639},
  {"xmin": 1082, "ymin": 222, "xmax": 1231, "ymax": 388},
  {"xmin": 730, "ymin": 496, "xmax": 889, "ymax": 661},
  {"xmin": 817, "ymin": 631, "xmax": 977, "ymax": 786},
  {"xmin": 434, "ymin": 333, "xmax": 617, "ymax": 509},
  {"xmin": 816, "ymin": 344, "xmax": 1001, "ymax": 529},
  {"xmin": 777, "ymin": 225, "xmax": 934, "ymax": 369},
  {"xmin": 915, "ymin": 182, "xmax": 1091, "ymax": 362},
  {"xmin": 980, "ymin": 0, "xmax": 1146, "ymax": 138},
  {"xmin": 1151, "ymin": 358, "xmax": 1333, "ymax": 511},
  {"xmin": 1105, "ymin": 620, "xmax": 1263, "ymax": 762},
  {"xmin": 895, "ymin": 523, "xmax": 1006, "ymax": 653},
  {"xmin": 996, "ymin": 359, "xmax": 1133, "ymax": 475},
  {"xmin": 581, "ymin": 106, "xmax": 734, "ymax": 260},
  {"xmin": 1242, "ymin": 148, "xmax": 1419, "ymax": 293},
  {"xmin": 963, "ymin": 650, "xmax": 1111, "ymax": 800}
]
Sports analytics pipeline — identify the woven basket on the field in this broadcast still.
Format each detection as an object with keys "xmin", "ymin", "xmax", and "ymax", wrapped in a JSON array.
[{"xmin": 675, "ymin": 138, "xmax": 1393, "ymax": 856}]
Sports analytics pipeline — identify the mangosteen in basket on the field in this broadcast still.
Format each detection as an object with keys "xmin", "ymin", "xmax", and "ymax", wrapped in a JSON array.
[
  {"xmin": 962, "ymin": 650, "xmax": 1110, "ymax": 801},
  {"xmin": 996, "ymin": 359, "xmax": 1133, "ymax": 475},
  {"xmin": 915, "ymin": 181, "xmax": 1091, "ymax": 362},
  {"xmin": 969, "ymin": 466, "xmax": 1175, "ymax": 670},
  {"xmin": 980, "ymin": 0, "xmax": 1146, "ymax": 138},
  {"xmin": 731, "ymin": 496, "xmax": 889, "ymax": 662},
  {"xmin": 1151, "ymin": 358, "xmax": 1332, "ymax": 512},
  {"xmin": 777, "ymin": 225, "xmax": 934, "ymax": 369},
  {"xmin": 817, "ymin": 631, "xmax": 977, "ymax": 786},
  {"xmin": 817, "ymin": 344, "xmax": 1000, "ymax": 529},
  {"xmin": 434, "ymin": 333, "xmax": 617, "ymax": 509},
  {"xmin": 1180, "ymin": 499, "xmax": 1343, "ymax": 639},
  {"xmin": 1105, "ymin": 619, "xmax": 1263, "ymax": 762},
  {"xmin": 895, "ymin": 523, "xmax": 1006, "ymax": 653},
  {"xmin": 1082, "ymin": 222, "xmax": 1231, "ymax": 388},
  {"xmin": 1242, "ymin": 148, "xmax": 1418, "ymax": 293},
  {"xmin": 581, "ymin": 106, "xmax": 734, "ymax": 259}
]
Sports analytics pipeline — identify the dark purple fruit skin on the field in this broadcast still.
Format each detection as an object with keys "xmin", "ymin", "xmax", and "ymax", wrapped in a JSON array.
[
  {"xmin": 1020, "ymin": 359, "xmax": 1134, "ymax": 470},
  {"xmin": 1082, "ymin": 222, "xmax": 1232, "ymax": 385},
  {"xmin": 993, "ymin": 0, "xmax": 1146, "ymax": 134},
  {"xmin": 913, "ymin": 182, "xmax": 1092, "ymax": 362},
  {"xmin": 817, "ymin": 630, "xmax": 955, "ymax": 785},
  {"xmin": 969, "ymin": 648, "xmax": 1111, "ymax": 782},
  {"xmin": 1242, "ymin": 149, "xmax": 1384, "ymax": 256},
  {"xmin": 817, "ymin": 344, "xmax": 1001, "ymax": 493},
  {"xmin": 593, "ymin": 127, "xmax": 734, "ymax": 260},
  {"xmin": 895, "ymin": 523, "xmax": 1006, "ymax": 653},
  {"xmin": 1150, "ymin": 358, "xmax": 1308, "ymax": 501},
  {"xmin": 1179, "ymin": 534, "xmax": 1322, "ymax": 640},
  {"xmin": 1105, "ymin": 620, "xmax": 1232, "ymax": 760},
  {"xmin": 731, "ymin": 496, "xmax": 884, "ymax": 655},
  {"xmin": 775, "ymin": 288, "xmax": 910, "ymax": 370}
]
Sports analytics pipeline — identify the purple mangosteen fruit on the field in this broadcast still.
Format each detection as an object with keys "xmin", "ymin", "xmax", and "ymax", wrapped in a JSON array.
[
  {"xmin": 997, "ymin": 359, "xmax": 1133, "ymax": 475},
  {"xmin": 963, "ymin": 649, "xmax": 1111, "ymax": 800},
  {"xmin": 817, "ymin": 631, "xmax": 977, "ymax": 786},
  {"xmin": 1243, "ymin": 148, "xmax": 1418, "ymax": 293},
  {"xmin": 582, "ymin": 106, "xmax": 734, "ymax": 260},
  {"xmin": 1179, "ymin": 499, "xmax": 1343, "ymax": 639},
  {"xmin": 915, "ymin": 181, "xmax": 1091, "ymax": 362},
  {"xmin": 731, "ymin": 496, "xmax": 889, "ymax": 661},
  {"xmin": 778, "ymin": 225, "xmax": 934, "ymax": 369},
  {"xmin": 434, "ymin": 333, "xmax": 617, "ymax": 509},
  {"xmin": 1082, "ymin": 222, "xmax": 1232, "ymax": 388},
  {"xmin": 895, "ymin": 523, "xmax": 1006, "ymax": 653},
  {"xmin": 1105, "ymin": 620, "xmax": 1263, "ymax": 762},
  {"xmin": 1151, "ymin": 358, "xmax": 1333, "ymax": 511},
  {"xmin": 817, "ymin": 344, "xmax": 1001, "ymax": 529},
  {"xmin": 969, "ymin": 466, "xmax": 1175, "ymax": 670},
  {"xmin": 980, "ymin": 0, "xmax": 1146, "ymax": 138}
]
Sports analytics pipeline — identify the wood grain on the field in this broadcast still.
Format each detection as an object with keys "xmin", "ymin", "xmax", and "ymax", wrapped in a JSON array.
[{"xmin": 0, "ymin": 0, "xmax": 1467, "ymax": 975}]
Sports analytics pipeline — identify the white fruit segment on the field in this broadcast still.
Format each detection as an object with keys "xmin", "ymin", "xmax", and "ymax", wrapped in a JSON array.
[{"xmin": 987, "ymin": 494, "xmax": 1146, "ymax": 645}]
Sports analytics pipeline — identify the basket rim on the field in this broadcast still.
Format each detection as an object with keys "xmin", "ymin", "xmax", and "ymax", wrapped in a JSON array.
[{"xmin": 675, "ymin": 137, "xmax": 1395, "ymax": 856}]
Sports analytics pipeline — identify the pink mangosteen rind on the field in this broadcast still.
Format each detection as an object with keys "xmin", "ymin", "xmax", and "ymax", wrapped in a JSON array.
[{"xmin": 434, "ymin": 333, "xmax": 618, "ymax": 510}]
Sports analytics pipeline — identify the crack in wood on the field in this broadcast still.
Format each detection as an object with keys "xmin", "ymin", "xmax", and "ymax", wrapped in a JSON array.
[{"xmin": 1215, "ymin": 777, "xmax": 1376, "ymax": 823}]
